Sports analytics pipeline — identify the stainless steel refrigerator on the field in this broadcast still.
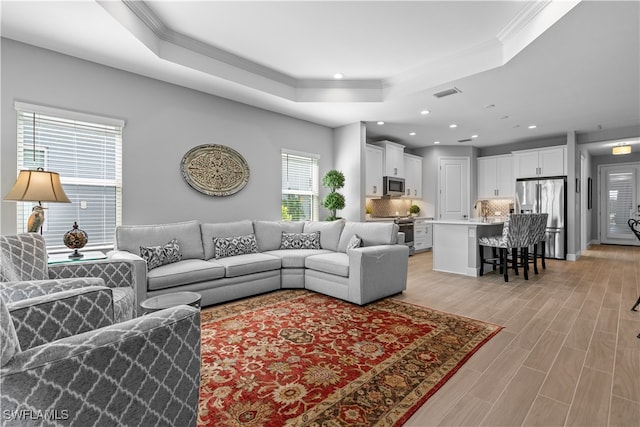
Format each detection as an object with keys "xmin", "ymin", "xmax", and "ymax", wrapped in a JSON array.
[{"xmin": 515, "ymin": 177, "xmax": 567, "ymax": 260}]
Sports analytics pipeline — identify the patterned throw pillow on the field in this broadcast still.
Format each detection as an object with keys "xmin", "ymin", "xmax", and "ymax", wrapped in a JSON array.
[
  {"xmin": 139, "ymin": 239, "xmax": 182, "ymax": 270},
  {"xmin": 280, "ymin": 231, "xmax": 321, "ymax": 250},
  {"xmin": 214, "ymin": 234, "xmax": 259, "ymax": 259},
  {"xmin": 346, "ymin": 234, "xmax": 362, "ymax": 252}
]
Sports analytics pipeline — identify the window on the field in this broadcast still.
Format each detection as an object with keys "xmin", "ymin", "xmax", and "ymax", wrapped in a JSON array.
[
  {"xmin": 15, "ymin": 102, "xmax": 124, "ymax": 250},
  {"xmin": 281, "ymin": 150, "xmax": 319, "ymax": 221}
]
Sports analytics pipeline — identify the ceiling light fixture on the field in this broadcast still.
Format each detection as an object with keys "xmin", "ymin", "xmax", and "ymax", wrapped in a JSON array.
[
  {"xmin": 377, "ymin": 121, "xmax": 384, "ymax": 125},
  {"xmin": 333, "ymin": 73, "xmax": 344, "ymax": 79},
  {"xmin": 434, "ymin": 141, "xmax": 440, "ymax": 145},
  {"xmin": 471, "ymin": 134, "xmax": 479, "ymax": 139},
  {"xmin": 420, "ymin": 110, "xmax": 430, "ymax": 115},
  {"xmin": 612, "ymin": 145, "xmax": 632, "ymax": 155},
  {"xmin": 409, "ymin": 132, "xmax": 416, "ymax": 136},
  {"xmin": 449, "ymin": 124, "xmax": 457, "ymax": 128},
  {"xmin": 528, "ymin": 125, "xmax": 537, "ymax": 129}
]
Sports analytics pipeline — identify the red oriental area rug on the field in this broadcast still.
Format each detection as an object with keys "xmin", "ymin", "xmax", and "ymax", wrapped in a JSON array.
[{"xmin": 197, "ymin": 290, "xmax": 502, "ymax": 426}]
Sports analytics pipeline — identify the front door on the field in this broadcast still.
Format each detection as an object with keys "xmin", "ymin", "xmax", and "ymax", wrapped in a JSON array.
[
  {"xmin": 438, "ymin": 157, "xmax": 469, "ymax": 220},
  {"xmin": 599, "ymin": 163, "xmax": 640, "ymax": 245}
]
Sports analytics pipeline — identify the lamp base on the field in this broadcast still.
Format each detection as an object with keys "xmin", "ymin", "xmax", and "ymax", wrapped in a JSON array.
[
  {"xmin": 68, "ymin": 250, "xmax": 84, "ymax": 259},
  {"xmin": 27, "ymin": 205, "xmax": 46, "ymax": 233}
]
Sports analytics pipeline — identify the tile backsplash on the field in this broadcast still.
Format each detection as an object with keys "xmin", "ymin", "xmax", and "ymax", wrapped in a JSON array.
[
  {"xmin": 475, "ymin": 199, "xmax": 514, "ymax": 218},
  {"xmin": 367, "ymin": 198, "xmax": 412, "ymax": 217}
]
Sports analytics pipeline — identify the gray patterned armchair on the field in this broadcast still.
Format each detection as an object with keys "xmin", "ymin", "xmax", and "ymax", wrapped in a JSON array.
[
  {"xmin": 0, "ymin": 286, "xmax": 201, "ymax": 426},
  {"xmin": 0, "ymin": 233, "xmax": 137, "ymax": 322}
]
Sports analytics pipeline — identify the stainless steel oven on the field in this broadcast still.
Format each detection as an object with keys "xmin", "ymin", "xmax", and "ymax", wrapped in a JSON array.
[{"xmin": 395, "ymin": 217, "xmax": 415, "ymax": 255}]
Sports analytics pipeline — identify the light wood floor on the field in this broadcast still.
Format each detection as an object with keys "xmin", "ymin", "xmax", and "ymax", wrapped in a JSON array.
[{"xmin": 397, "ymin": 244, "xmax": 640, "ymax": 427}]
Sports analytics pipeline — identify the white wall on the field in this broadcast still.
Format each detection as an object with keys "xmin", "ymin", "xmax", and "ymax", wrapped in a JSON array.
[
  {"xmin": 1, "ymin": 39, "xmax": 335, "ymax": 234},
  {"xmin": 333, "ymin": 122, "xmax": 365, "ymax": 221}
]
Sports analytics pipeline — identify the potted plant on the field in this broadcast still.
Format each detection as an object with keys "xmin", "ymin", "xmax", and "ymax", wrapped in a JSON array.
[
  {"xmin": 409, "ymin": 204, "xmax": 420, "ymax": 217},
  {"xmin": 322, "ymin": 169, "xmax": 345, "ymax": 221}
]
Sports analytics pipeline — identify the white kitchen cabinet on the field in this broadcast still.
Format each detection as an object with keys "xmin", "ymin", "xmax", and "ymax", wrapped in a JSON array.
[
  {"xmin": 365, "ymin": 144, "xmax": 384, "ymax": 197},
  {"xmin": 403, "ymin": 153, "xmax": 423, "ymax": 199},
  {"xmin": 375, "ymin": 140, "xmax": 405, "ymax": 178},
  {"xmin": 513, "ymin": 146, "xmax": 566, "ymax": 178},
  {"xmin": 477, "ymin": 154, "xmax": 514, "ymax": 198},
  {"xmin": 414, "ymin": 219, "xmax": 432, "ymax": 251}
]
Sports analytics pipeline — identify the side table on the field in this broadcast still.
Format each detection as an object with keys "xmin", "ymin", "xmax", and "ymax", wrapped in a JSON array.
[
  {"xmin": 48, "ymin": 251, "xmax": 107, "ymax": 264},
  {"xmin": 140, "ymin": 291, "xmax": 202, "ymax": 314}
]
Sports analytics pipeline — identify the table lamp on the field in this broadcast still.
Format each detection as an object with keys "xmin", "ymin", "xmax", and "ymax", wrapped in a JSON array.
[{"xmin": 4, "ymin": 168, "xmax": 71, "ymax": 232}]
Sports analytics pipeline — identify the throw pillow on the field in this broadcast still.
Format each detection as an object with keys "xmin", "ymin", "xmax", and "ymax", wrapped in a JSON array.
[
  {"xmin": 280, "ymin": 231, "xmax": 321, "ymax": 250},
  {"xmin": 346, "ymin": 234, "xmax": 362, "ymax": 251},
  {"xmin": 140, "ymin": 238, "xmax": 182, "ymax": 270},
  {"xmin": 214, "ymin": 234, "xmax": 258, "ymax": 259}
]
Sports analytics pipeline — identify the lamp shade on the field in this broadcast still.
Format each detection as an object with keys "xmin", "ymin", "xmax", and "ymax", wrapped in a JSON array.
[{"xmin": 4, "ymin": 169, "xmax": 71, "ymax": 203}]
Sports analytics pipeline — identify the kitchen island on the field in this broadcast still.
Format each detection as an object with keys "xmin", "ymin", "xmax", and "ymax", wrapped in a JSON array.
[{"xmin": 427, "ymin": 219, "xmax": 504, "ymax": 277}]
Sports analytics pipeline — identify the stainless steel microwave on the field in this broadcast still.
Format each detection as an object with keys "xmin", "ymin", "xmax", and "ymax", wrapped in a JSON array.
[{"xmin": 383, "ymin": 176, "xmax": 405, "ymax": 196}]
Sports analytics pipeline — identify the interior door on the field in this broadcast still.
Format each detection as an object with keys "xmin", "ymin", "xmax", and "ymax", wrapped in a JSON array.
[
  {"xmin": 438, "ymin": 157, "xmax": 469, "ymax": 220},
  {"xmin": 600, "ymin": 163, "xmax": 640, "ymax": 245}
]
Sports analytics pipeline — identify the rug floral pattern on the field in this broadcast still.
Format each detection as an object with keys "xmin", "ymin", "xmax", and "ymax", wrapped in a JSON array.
[{"xmin": 198, "ymin": 290, "xmax": 501, "ymax": 426}]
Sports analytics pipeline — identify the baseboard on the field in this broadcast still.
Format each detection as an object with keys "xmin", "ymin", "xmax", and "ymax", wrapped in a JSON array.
[{"xmin": 567, "ymin": 252, "xmax": 579, "ymax": 262}]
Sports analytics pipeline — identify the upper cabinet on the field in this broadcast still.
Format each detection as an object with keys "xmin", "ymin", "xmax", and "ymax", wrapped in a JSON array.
[
  {"xmin": 403, "ymin": 153, "xmax": 423, "ymax": 199},
  {"xmin": 477, "ymin": 154, "xmax": 514, "ymax": 198},
  {"xmin": 365, "ymin": 144, "xmax": 384, "ymax": 197},
  {"xmin": 513, "ymin": 146, "xmax": 566, "ymax": 178},
  {"xmin": 377, "ymin": 140, "xmax": 405, "ymax": 177}
]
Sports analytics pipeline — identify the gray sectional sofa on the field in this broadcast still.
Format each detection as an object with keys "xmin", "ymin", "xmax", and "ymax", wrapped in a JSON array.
[{"xmin": 108, "ymin": 219, "xmax": 409, "ymax": 314}]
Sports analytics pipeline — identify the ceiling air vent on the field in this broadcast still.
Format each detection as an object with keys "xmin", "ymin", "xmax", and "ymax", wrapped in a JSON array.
[
  {"xmin": 433, "ymin": 87, "xmax": 462, "ymax": 98},
  {"xmin": 458, "ymin": 138, "xmax": 472, "ymax": 143}
]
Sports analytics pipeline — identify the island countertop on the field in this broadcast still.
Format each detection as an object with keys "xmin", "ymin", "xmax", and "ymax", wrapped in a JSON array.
[{"xmin": 429, "ymin": 220, "xmax": 504, "ymax": 277}]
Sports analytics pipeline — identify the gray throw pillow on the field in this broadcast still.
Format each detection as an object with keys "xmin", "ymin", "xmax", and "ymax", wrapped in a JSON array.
[
  {"xmin": 280, "ymin": 231, "xmax": 321, "ymax": 250},
  {"xmin": 346, "ymin": 234, "xmax": 362, "ymax": 251},
  {"xmin": 214, "ymin": 234, "xmax": 258, "ymax": 259},
  {"xmin": 139, "ymin": 238, "xmax": 182, "ymax": 270}
]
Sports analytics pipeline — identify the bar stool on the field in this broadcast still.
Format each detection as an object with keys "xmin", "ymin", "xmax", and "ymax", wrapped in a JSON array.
[
  {"xmin": 528, "ymin": 213, "xmax": 548, "ymax": 275},
  {"xmin": 479, "ymin": 214, "xmax": 534, "ymax": 282}
]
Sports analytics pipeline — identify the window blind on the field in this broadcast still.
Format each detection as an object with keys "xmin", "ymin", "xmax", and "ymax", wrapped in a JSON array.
[
  {"xmin": 15, "ymin": 106, "xmax": 123, "ymax": 250},
  {"xmin": 281, "ymin": 151, "xmax": 319, "ymax": 221}
]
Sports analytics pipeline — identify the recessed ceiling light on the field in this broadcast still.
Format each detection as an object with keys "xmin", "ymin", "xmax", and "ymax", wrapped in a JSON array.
[
  {"xmin": 471, "ymin": 134, "xmax": 479, "ymax": 138},
  {"xmin": 528, "ymin": 125, "xmax": 537, "ymax": 129},
  {"xmin": 484, "ymin": 104, "xmax": 495, "ymax": 109},
  {"xmin": 409, "ymin": 132, "xmax": 416, "ymax": 136},
  {"xmin": 333, "ymin": 73, "xmax": 344, "ymax": 79},
  {"xmin": 377, "ymin": 121, "xmax": 384, "ymax": 125},
  {"xmin": 434, "ymin": 141, "xmax": 440, "ymax": 144},
  {"xmin": 513, "ymin": 124, "xmax": 521, "ymax": 128},
  {"xmin": 420, "ymin": 110, "xmax": 430, "ymax": 115},
  {"xmin": 500, "ymin": 115, "xmax": 509, "ymax": 120},
  {"xmin": 449, "ymin": 124, "xmax": 457, "ymax": 128}
]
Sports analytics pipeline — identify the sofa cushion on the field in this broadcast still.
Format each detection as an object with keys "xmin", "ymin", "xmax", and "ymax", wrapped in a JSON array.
[
  {"xmin": 147, "ymin": 259, "xmax": 225, "ymax": 291},
  {"xmin": 214, "ymin": 234, "xmax": 258, "ymax": 259},
  {"xmin": 303, "ymin": 220, "xmax": 345, "ymax": 251},
  {"xmin": 264, "ymin": 249, "xmax": 333, "ymax": 268},
  {"xmin": 116, "ymin": 220, "xmax": 204, "ymax": 260},
  {"xmin": 213, "ymin": 253, "xmax": 282, "ymax": 278},
  {"xmin": 202, "ymin": 220, "xmax": 255, "ymax": 260},
  {"xmin": 337, "ymin": 222, "xmax": 399, "ymax": 253},
  {"xmin": 254, "ymin": 221, "xmax": 305, "ymax": 252},
  {"xmin": 139, "ymin": 238, "xmax": 182, "ymax": 270},
  {"xmin": 280, "ymin": 231, "xmax": 321, "ymax": 250},
  {"xmin": 305, "ymin": 253, "xmax": 350, "ymax": 277}
]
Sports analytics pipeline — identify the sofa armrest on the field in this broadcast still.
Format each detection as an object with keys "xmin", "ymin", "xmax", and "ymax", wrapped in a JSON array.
[
  {"xmin": 0, "ymin": 305, "xmax": 200, "ymax": 427},
  {"xmin": 0, "ymin": 277, "xmax": 105, "ymax": 303},
  {"xmin": 348, "ymin": 244, "xmax": 409, "ymax": 305},
  {"xmin": 7, "ymin": 286, "xmax": 114, "ymax": 351}
]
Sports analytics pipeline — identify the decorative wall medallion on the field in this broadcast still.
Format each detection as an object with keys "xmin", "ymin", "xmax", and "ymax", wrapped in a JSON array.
[{"xmin": 181, "ymin": 144, "xmax": 250, "ymax": 196}]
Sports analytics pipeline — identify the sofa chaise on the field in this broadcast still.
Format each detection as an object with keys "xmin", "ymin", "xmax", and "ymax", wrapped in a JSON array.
[{"xmin": 108, "ymin": 219, "xmax": 409, "ymax": 314}]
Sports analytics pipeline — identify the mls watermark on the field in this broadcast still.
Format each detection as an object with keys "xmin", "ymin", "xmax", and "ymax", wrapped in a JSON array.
[{"xmin": 3, "ymin": 409, "xmax": 69, "ymax": 422}]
